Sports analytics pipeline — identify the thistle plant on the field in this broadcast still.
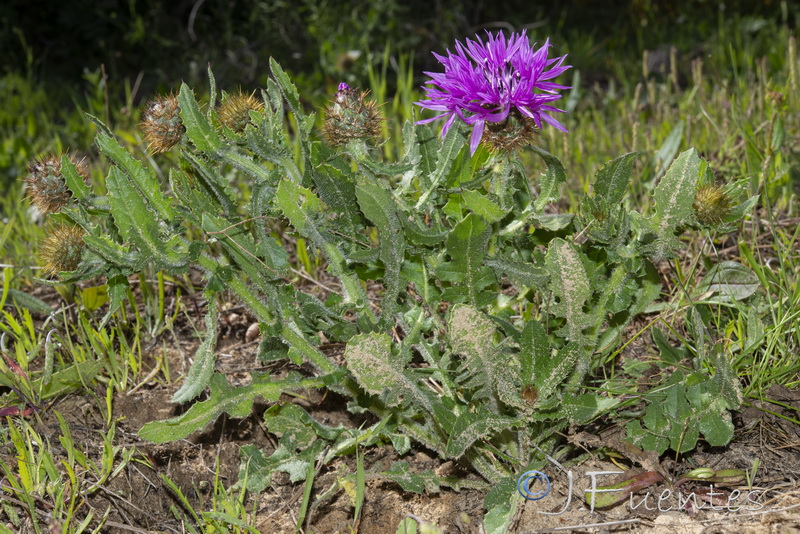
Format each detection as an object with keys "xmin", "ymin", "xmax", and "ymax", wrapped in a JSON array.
[{"xmin": 27, "ymin": 31, "xmax": 757, "ymax": 524}]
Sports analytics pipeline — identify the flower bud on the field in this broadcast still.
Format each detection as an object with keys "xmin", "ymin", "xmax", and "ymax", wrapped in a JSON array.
[
  {"xmin": 693, "ymin": 184, "xmax": 733, "ymax": 226},
  {"xmin": 38, "ymin": 225, "xmax": 85, "ymax": 276},
  {"xmin": 322, "ymin": 83, "xmax": 382, "ymax": 146},
  {"xmin": 140, "ymin": 94, "xmax": 184, "ymax": 153},
  {"xmin": 24, "ymin": 154, "xmax": 88, "ymax": 214},
  {"xmin": 217, "ymin": 91, "xmax": 263, "ymax": 133}
]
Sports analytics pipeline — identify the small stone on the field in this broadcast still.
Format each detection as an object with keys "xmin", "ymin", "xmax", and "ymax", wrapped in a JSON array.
[{"xmin": 245, "ymin": 322, "xmax": 260, "ymax": 343}]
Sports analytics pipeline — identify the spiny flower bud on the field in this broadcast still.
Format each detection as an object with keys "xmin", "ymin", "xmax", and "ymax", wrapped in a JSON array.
[
  {"xmin": 217, "ymin": 91, "xmax": 263, "ymax": 133},
  {"xmin": 38, "ymin": 225, "xmax": 85, "ymax": 276},
  {"xmin": 693, "ymin": 184, "xmax": 733, "ymax": 226},
  {"xmin": 323, "ymin": 83, "xmax": 382, "ymax": 146},
  {"xmin": 140, "ymin": 94, "xmax": 184, "ymax": 153},
  {"xmin": 24, "ymin": 154, "xmax": 88, "ymax": 214},
  {"xmin": 481, "ymin": 109, "xmax": 539, "ymax": 153}
]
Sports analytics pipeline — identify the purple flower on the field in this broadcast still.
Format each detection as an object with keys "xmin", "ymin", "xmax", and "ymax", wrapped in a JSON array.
[{"xmin": 415, "ymin": 31, "xmax": 571, "ymax": 154}]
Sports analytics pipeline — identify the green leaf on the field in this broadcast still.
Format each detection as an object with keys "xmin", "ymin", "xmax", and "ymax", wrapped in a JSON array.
[
  {"xmin": 449, "ymin": 304, "xmax": 522, "ymax": 410},
  {"xmin": 356, "ymin": 182, "xmax": 406, "ymax": 319},
  {"xmin": 445, "ymin": 410, "xmax": 517, "ymax": 458},
  {"xmin": 105, "ymin": 167, "xmax": 188, "ymax": 269},
  {"xmin": 653, "ymin": 120, "xmax": 684, "ymax": 178},
  {"xmin": 592, "ymin": 152, "xmax": 639, "ymax": 207},
  {"xmin": 563, "ymin": 393, "xmax": 620, "ymax": 423},
  {"xmin": 95, "ymin": 132, "xmax": 175, "ymax": 222},
  {"xmin": 415, "ymin": 124, "xmax": 467, "ymax": 208},
  {"xmin": 519, "ymin": 318, "xmax": 548, "ymax": 385},
  {"xmin": 139, "ymin": 372, "xmax": 323, "ymax": 443},
  {"xmin": 237, "ymin": 441, "xmax": 325, "ymax": 493},
  {"xmin": 693, "ymin": 261, "xmax": 760, "ymax": 302},
  {"xmin": 312, "ymin": 160, "xmax": 361, "ymax": 242},
  {"xmin": 3, "ymin": 289, "xmax": 52, "ymax": 316},
  {"xmin": 650, "ymin": 148, "xmax": 701, "ymax": 258},
  {"xmin": 264, "ymin": 403, "xmax": 345, "ymax": 446},
  {"xmin": 177, "ymin": 83, "xmax": 222, "ymax": 153},
  {"xmin": 545, "ymin": 239, "xmax": 593, "ymax": 345},
  {"xmin": 482, "ymin": 478, "xmax": 519, "ymax": 534},
  {"xmin": 276, "ymin": 179, "xmax": 366, "ymax": 307},
  {"xmin": 485, "ymin": 258, "xmax": 548, "ymax": 290},
  {"xmin": 343, "ymin": 333, "xmax": 430, "ymax": 409},
  {"xmin": 530, "ymin": 145, "xmax": 566, "ymax": 211},
  {"xmin": 60, "ymin": 154, "xmax": 91, "ymax": 199},
  {"xmin": 460, "ymin": 190, "xmax": 509, "ymax": 223},
  {"xmin": 443, "ymin": 214, "xmax": 492, "ymax": 306},
  {"xmin": 38, "ymin": 360, "xmax": 103, "ymax": 399},
  {"xmin": 172, "ymin": 300, "xmax": 219, "ymax": 404}
]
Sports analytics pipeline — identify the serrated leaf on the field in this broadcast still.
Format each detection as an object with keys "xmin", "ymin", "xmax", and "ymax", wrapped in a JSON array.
[
  {"xmin": 343, "ymin": 333, "xmax": 430, "ymax": 409},
  {"xmin": 530, "ymin": 145, "xmax": 566, "ymax": 211},
  {"xmin": 82, "ymin": 235, "xmax": 144, "ymax": 270},
  {"xmin": 3, "ymin": 289, "xmax": 52, "ymax": 316},
  {"xmin": 202, "ymin": 214, "xmax": 284, "ymax": 294},
  {"xmin": 415, "ymin": 124, "xmax": 467, "ymax": 208},
  {"xmin": 60, "ymin": 154, "xmax": 91, "ymax": 199},
  {"xmin": 449, "ymin": 305, "xmax": 521, "ymax": 410},
  {"xmin": 178, "ymin": 83, "xmax": 222, "ymax": 153},
  {"xmin": 519, "ymin": 318, "xmax": 548, "ymax": 385},
  {"xmin": 545, "ymin": 239, "xmax": 593, "ymax": 345},
  {"xmin": 139, "ymin": 372, "xmax": 323, "ymax": 443},
  {"xmin": 563, "ymin": 393, "xmax": 620, "ymax": 423},
  {"xmin": 698, "ymin": 410, "xmax": 734, "ymax": 446},
  {"xmin": 312, "ymin": 160, "xmax": 361, "ymax": 241},
  {"xmin": 460, "ymin": 190, "xmax": 509, "ymax": 223},
  {"xmin": 444, "ymin": 214, "xmax": 492, "ymax": 305},
  {"xmin": 105, "ymin": 167, "xmax": 188, "ymax": 269},
  {"xmin": 652, "ymin": 148, "xmax": 700, "ymax": 252},
  {"xmin": 264, "ymin": 403, "xmax": 345, "ymax": 446},
  {"xmin": 237, "ymin": 441, "xmax": 324, "ymax": 493},
  {"xmin": 402, "ymin": 217, "xmax": 448, "ymax": 246},
  {"xmin": 171, "ymin": 300, "xmax": 219, "ymax": 403},
  {"xmin": 445, "ymin": 410, "xmax": 517, "ymax": 458},
  {"xmin": 482, "ymin": 479, "xmax": 519, "ymax": 534},
  {"xmin": 592, "ymin": 152, "xmax": 639, "ymax": 206},
  {"xmin": 356, "ymin": 182, "xmax": 406, "ymax": 319},
  {"xmin": 95, "ymin": 132, "xmax": 175, "ymax": 221},
  {"xmin": 485, "ymin": 258, "xmax": 548, "ymax": 290},
  {"xmin": 276, "ymin": 179, "xmax": 366, "ymax": 307}
]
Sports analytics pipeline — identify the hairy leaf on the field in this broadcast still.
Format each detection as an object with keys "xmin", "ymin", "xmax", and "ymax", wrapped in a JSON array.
[
  {"xmin": 171, "ymin": 300, "xmax": 219, "ymax": 403},
  {"xmin": 545, "ymin": 239, "xmax": 593, "ymax": 346},
  {"xmin": 343, "ymin": 333, "xmax": 430, "ymax": 409},
  {"xmin": 356, "ymin": 182, "xmax": 406, "ymax": 319},
  {"xmin": 139, "ymin": 372, "xmax": 323, "ymax": 443},
  {"xmin": 178, "ymin": 83, "xmax": 222, "ymax": 153}
]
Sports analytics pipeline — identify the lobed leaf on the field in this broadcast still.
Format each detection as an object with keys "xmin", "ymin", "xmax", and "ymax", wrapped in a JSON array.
[{"xmin": 139, "ymin": 372, "xmax": 323, "ymax": 443}]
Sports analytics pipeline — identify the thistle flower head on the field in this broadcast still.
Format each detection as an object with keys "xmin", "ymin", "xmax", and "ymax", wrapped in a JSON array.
[
  {"xmin": 693, "ymin": 184, "xmax": 733, "ymax": 226},
  {"xmin": 38, "ymin": 225, "xmax": 85, "ymax": 276},
  {"xmin": 217, "ymin": 91, "xmax": 264, "ymax": 132},
  {"xmin": 415, "ymin": 31, "xmax": 571, "ymax": 155},
  {"xmin": 24, "ymin": 154, "xmax": 88, "ymax": 214},
  {"xmin": 140, "ymin": 94, "xmax": 184, "ymax": 153},
  {"xmin": 323, "ymin": 83, "xmax": 382, "ymax": 146}
]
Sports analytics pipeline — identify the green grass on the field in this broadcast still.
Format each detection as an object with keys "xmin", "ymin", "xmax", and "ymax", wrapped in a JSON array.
[{"xmin": 0, "ymin": 14, "xmax": 798, "ymax": 532}]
